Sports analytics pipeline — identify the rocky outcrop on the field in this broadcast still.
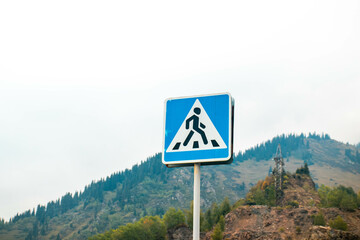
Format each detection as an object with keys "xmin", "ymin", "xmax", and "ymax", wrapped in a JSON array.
[
  {"xmin": 206, "ymin": 206, "xmax": 360, "ymax": 240},
  {"xmin": 279, "ymin": 173, "xmax": 321, "ymax": 207},
  {"xmin": 307, "ymin": 226, "xmax": 360, "ymax": 240},
  {"xmin": 203, "ymin": 173, "xmax": 360, "ymax": 240}
]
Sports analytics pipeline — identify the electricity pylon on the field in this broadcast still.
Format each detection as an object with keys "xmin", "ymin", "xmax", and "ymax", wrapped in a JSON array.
[{"xmin": 273, "ymin": 144, "xmax": 284, "ymax": 205}]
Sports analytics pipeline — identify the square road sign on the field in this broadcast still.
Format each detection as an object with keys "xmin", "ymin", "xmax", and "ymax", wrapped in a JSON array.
[{"xmin": 162, "ymin": 93, "xmax": 234, "ymax": 167}]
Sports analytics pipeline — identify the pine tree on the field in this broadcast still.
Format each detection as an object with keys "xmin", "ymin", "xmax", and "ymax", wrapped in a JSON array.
[
  {"xmin": 185, "ymin": 201, "xmax": 193, "ymax": 229},
  {"xmin": 204, "ymin": 208, "xmax": 213, "ymax": 231},
  {"xmin": 211, "ymin": 223, "xmax": 223, "ymax": 240},
  {"xmin": 218, "ymin": 215, "xmax": 225, "ymax": 232},
  {"xmin": 220, "ymin": 197, "xmax": 231, "ymax": 216}
]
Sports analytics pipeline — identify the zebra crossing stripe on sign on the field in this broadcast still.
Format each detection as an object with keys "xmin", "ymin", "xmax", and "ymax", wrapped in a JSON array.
[{"xmin": 166, "ymin": 99, "xmax": 227, "ymax": 153}]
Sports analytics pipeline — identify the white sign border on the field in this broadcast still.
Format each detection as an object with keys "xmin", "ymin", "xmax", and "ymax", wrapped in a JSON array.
[{"xmin": 162, "ymin": 92, "xmax": 233, "ymax": 166}]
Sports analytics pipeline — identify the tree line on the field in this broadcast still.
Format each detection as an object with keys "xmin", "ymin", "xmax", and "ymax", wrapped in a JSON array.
[
  {"xmin": 234, "ymin": 132, "xmax": 330, "ymax": 163},
  {"xmin": 345, "ymin": 148, "xmax": 360, "ymax": 163},
  {"xmin": 7, "ymin": 132, "xmax": 332, "ymax": 225},
  {"xmin": 89, "ymin": 197, "xmax": 232, "ymax": 240},
  {"xmin": 8, "ymin": 153, "xmax": 168, "ymax": 223}
]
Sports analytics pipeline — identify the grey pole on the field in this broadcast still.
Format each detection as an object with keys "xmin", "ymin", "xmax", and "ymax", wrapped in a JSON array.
[{"xmin": 193, "ymin": 163, "xmax": 200, "ymax": 240}]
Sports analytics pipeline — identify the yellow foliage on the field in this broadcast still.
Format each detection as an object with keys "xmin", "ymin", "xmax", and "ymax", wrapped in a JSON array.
[
  {"xmin": 256, "ymin": 180, "xmax": 263, "ymax": 189},
  {"xmin": 261, "ymin": 176, "xmax": 272, "ymax": 190}
]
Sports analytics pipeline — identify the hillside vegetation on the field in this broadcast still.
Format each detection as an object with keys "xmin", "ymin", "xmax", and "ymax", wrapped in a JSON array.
[
  {"xmin": 88, "ymin": 166, "xmax": 360, "ymax": 240},
  {"xmin": 0, "ymin": 133, "xmax": 359, "ymax": 240}
]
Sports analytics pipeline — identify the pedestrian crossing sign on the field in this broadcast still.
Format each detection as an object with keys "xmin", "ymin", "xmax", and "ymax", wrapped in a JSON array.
[{"xmin": 162, "ymin": 93, "xmax": 234, "ymax": 167}]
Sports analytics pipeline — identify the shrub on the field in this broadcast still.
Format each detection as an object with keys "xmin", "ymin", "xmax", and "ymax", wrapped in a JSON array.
[
  {"xmin": 111, "ymin": 216, "xmax": 166, "ymax": 240},
  {"xmin": 287, "ymin": 201, "xmax": 299, "ymax": 208},
  {"xmin": 295, "ymin": 226, "xmax": 301, "ymax": 234},
  {"xmin": 329, "ymin": 216, "xmax": 348, "ymax": 231},
  {"xmin": 340, "ymin": 194, "xmax": 357, "ymax": 211},
  {"xmin": 313, "ymin": 213, "xmax": 326, "ymax": 226},
  {"xmin": 279, "ymin": 227, "xmax": 285, "ymax": 233},
  {"xmin": 319, "ymin": 185, "xmax": 357, "ymax": 210},
  {"xmin": 232, "ymin": 199, "xmax": 246, "ymax": 209},
  {"xmin": 163, "ymin": 208, "xmax": 185, "ymax": 230}
]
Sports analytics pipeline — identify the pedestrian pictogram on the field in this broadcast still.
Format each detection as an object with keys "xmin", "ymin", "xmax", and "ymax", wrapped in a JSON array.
[
  {"xmin": 166, "ymin": 99, "xmax": 227, "ymax": 152},
  {"xmin": 163, "ymin": 93, "xmax": 234, "ymax": 166},
  {"xmin": 184, "ymin": 107, "xmax": 208, "ymax": 147}
]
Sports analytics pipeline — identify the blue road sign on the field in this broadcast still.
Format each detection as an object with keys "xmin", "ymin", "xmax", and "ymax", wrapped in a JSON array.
[{"xmin": 162, "ymin": 93, "xmax": 234, "ymax": 167}]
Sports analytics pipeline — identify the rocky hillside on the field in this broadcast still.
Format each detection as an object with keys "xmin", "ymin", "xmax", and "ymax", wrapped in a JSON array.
[
  {"xmin": 214, "ymin": 206, "xmax": 360, "ymax": 240},
  {"xmin": 205, "ymin": 173, "xmax": 360, "ymax": 240}
]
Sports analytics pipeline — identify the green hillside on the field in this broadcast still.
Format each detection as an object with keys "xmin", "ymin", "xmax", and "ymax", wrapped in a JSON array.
[{"xmin": 0, "ymin": 133, "xmax": 359, "ymax": 240}]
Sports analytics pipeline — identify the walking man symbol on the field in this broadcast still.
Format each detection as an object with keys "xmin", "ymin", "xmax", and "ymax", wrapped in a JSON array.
[{"xmin": 183, "ymin": 107, "xmax": 208, "ymax": 147}]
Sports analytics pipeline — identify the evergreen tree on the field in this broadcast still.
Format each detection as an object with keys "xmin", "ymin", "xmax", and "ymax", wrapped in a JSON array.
[
  {"xmin": 36, "ymin": 205, "xmax": 46, "ymax": 224},
  {"xmin": 25, "ymin": 232, "xmax": 33, "ymax": 240},
  {"xmin": 204, "ymin": 208, "xmax": 213, "ymax": 231},
  {"xmin": 210, "ymin": 203, "xmax": 220, "ymax": 224},
  {"xmin": 318, "ymin": 185, "xmax": 331, "ymax": 207},
  {"xmin": 61, "ymin": 193, "xmax": 74, "ymax": 213},
  {"xmin": 185, "ymin": 201, "xmax": 194, "ymax": 229},
  {"xmin": 220, "ymin": 197, "xmax": 231, "ymax": 216},
  {"xmin": 296, "ymin": 163, "xmax": 310, "ymax": 175},
  {"xmin": 0, "ymin": 218, "xmax": 4, "ymax": 230},
  {"xmin": 218, "ymin": 215, "xmax": 225, "ymax": 232},
  {"xmin": 32, "ymin": 221, "xmax": 39, "ymax": 238},
  {"xmin": 211, "ymin": 223, "xmax": 223, "ymax": 240}
]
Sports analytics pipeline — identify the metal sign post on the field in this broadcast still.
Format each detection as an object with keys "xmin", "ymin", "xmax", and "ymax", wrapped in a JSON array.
[{"xmin": 193, "ymin": 163, "xmax": 200, "ymax": 240}]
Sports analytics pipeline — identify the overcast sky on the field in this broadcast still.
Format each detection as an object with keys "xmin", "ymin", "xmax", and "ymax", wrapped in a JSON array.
[{"xmin": 1, "ymin": 0, "xmax": 359, "ymax": 221}]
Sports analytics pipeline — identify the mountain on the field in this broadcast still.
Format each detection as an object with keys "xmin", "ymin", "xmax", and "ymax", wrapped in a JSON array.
[{"xmin": 1, "ymin": 133, "xmax": 359, "ymax": 240}]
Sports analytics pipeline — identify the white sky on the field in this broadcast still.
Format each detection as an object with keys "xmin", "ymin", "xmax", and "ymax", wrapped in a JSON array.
[{"xmin": 0, "ymin": 0, "xmax": 359, "ymax": 221}]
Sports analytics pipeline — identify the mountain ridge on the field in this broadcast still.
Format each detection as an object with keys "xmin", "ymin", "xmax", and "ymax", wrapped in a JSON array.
[{"xmin": 1, "ymin": 133, "xmax": 359, "ymax": 240}]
